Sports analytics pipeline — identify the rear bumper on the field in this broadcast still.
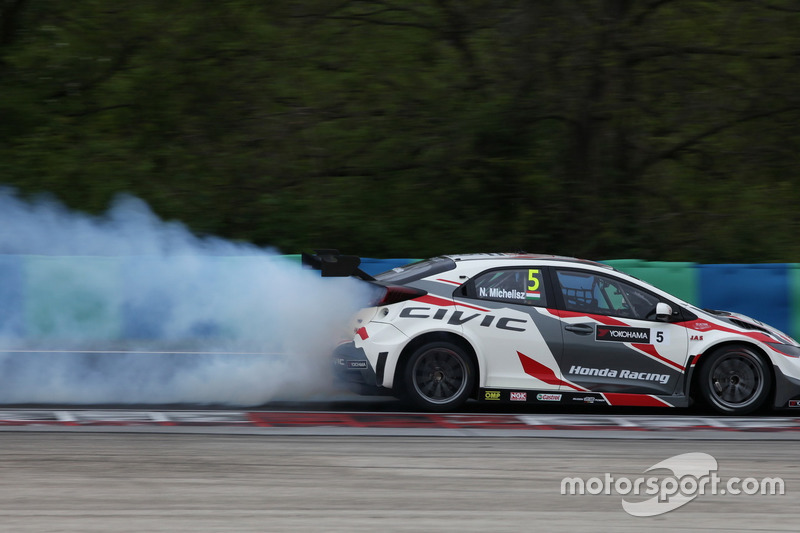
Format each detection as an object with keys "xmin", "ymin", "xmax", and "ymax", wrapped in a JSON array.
[{"xmin": 332, "ymin": 342, "xmax": 384, "ymax": 395}]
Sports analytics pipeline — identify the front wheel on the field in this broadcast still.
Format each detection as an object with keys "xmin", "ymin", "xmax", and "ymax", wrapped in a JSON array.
[
  {"xmin": 403, "ymin": 341, "xmax": 475, "ymax": 412},
  {"xmin": 698, "ymin": 345, "xmax": 771, "ymax": 415}
]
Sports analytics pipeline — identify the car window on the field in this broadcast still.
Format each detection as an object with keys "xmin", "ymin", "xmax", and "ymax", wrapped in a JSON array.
[
  {"xmin": 556, "ymin": 270, "xmax": 659, "ymax": 320},
  {"xmin": 375, "ymin": 256, "xmax": 456, "ymax": 284},
  {"xmin": 467, "ymin": 268, "xmax": 548, "ymax": 307}
]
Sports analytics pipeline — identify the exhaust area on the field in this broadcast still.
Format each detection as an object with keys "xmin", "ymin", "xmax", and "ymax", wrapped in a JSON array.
[{"xmin": 0, "ymin": 190, "xmax": 373, "ymax": 405}]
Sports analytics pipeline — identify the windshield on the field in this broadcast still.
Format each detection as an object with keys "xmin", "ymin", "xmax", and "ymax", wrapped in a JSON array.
[{"xmin": 374, "ymin": 257, "xmax": 456, "ymax": 285}]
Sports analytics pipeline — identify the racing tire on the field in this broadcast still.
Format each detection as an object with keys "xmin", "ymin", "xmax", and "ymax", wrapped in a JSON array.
[
  {"xmin": 403, "ymin": 341, "xmax": 475, "ymax": 412},
  {"xmin": 698, "ymin": 345, "xmax": 771, "ymax": 415}
]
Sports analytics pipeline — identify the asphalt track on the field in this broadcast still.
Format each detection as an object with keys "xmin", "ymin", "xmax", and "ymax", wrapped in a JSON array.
[{"xmin": 0, "ymin": 401, "xmax": 798, "ymax": 532}]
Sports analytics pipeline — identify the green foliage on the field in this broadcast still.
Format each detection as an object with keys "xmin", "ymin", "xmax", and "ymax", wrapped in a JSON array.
[{"xmin": 2, "ymin": 0, "xmax": 800, "ymax": 261}]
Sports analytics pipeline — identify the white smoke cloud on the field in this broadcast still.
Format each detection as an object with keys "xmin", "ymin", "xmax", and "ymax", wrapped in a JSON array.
[{"xmin": 0, "ymin": 189, "xmax": 373, "ymax": 405}]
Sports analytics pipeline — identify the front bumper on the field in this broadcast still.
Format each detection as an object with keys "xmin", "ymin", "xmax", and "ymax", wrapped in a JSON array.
[
  {"xmin": 773, "ymin": 364, "xmax": 800, "ymax": 409},
  {"xmin": 332, "ymin": 342, "xmax": 385, "ymax": 395}
]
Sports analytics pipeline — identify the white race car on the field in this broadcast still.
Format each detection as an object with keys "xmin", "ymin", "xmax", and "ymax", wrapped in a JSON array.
[{"xmin": 305, "ymin": 251, "xmax": 800, "ymax": 414}]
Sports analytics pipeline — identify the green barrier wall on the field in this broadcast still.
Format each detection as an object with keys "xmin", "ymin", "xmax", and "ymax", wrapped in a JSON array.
[
  {"xmin": 603, "ymin": 260, "xmax": 699, "ymax": 304},
  {"xmin": 24, "ymin": 256, "xmax": 122, "ymax": 341},
  {"xmin": 788, "ymin": 265, "xmax": 800, "ymax": 342}
]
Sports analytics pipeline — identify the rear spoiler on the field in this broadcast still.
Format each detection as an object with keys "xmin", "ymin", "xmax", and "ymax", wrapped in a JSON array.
[{"xmin": 301, "ymin": 249, "xmax": 375, "ymax": 281}]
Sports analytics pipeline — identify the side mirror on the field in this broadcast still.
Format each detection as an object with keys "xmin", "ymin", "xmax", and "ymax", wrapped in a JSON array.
[{"xmin": 655, "ymin": 302, "xmax": 673, "ymax": 322}]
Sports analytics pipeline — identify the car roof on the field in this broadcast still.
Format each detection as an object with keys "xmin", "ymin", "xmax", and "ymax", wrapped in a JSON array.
[{"xmin": 441, "ymin": 253, "xmax": 615, "ymax": 270}]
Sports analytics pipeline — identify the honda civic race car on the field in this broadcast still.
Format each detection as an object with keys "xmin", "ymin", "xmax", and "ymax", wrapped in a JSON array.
[{"xmin": 304, "ymin": 251, "xmax": 800, "ymax": 414}]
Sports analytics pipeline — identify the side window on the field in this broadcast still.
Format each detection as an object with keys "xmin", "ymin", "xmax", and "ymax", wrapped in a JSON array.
[
  {"xmin": 556, "ymin": 270, "xmax": 660, "ymax": 320},
  {"xmin": 556, "ymin": 271, "xmax": 598, "ymax": 312},
  {"xmin": 468, "ymin": 268, "xmax": 548, "ymax": 307}
]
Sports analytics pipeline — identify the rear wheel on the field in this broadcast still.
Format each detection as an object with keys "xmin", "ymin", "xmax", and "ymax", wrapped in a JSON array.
[
  {"xmin": 698, "ymin": 345, "xmax": 771, "ymax": 415},
  {"xmin": 403, "ymin": 341, "xmax": 475, "ymax": 412}
]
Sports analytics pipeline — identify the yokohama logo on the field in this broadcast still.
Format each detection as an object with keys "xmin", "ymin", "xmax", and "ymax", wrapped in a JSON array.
[{"xmin": 596, "ymin": 325, "xmax": 650, "ymax": 343}]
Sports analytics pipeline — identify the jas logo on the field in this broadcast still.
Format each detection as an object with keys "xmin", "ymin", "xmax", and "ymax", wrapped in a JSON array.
[{"xmin": 596, "ymin": 325, "xmax": 650, "ymax": 343}]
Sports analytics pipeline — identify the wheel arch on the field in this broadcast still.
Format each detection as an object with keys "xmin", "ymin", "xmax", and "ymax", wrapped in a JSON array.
[
  {"xmin": 392, "ymin": 331, "xmax": 480, "ymax": 398},
  {"xmin": 687, "ymin": 340, "xmax": 776, "ymax": 405}
]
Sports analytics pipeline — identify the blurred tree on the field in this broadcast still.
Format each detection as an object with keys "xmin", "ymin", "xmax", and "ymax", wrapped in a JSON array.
[{"xmin": 1, "ymin": 0, "xmax": 799, "ymax": 261}]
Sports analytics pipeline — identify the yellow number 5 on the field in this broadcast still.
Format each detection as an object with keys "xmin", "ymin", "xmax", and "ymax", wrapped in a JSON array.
[{"xmin": 528, "ymin": 269, "xmax": 540, "ymax": 291}]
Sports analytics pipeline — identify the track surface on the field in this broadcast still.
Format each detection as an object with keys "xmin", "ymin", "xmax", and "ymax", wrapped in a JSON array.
[
  {"xmin": 4, "ymin": 407, "xmax": 800, "ymax": 439},
  {"xmin": 0, "ymin": 432, "xmax": 795, "ymax": 532},
  {"xmin": 1, "ymin": 398, "xmax": 797, "ymax": 531}
]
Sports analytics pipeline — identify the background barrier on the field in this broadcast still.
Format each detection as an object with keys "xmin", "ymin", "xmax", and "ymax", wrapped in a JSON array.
[{"xmin": 1, "ymin": 255, "xmax": 799, "ymax": 341}]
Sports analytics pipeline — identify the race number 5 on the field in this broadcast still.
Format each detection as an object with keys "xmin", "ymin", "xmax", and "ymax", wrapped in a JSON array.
[
  {"xmin": 653, "ymin": 330, "xmax": 669, "ymax": 344},
  {"xmin": 528, "ymin": 269, "xmax": 540, "ymax": 291}
]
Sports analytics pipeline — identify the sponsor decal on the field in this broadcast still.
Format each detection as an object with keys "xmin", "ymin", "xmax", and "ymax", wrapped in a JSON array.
[
  {"xmin": 789, "ymin": 400, "xmax": 800, "ymax": 408},
  {"xmin": 346, "ymin": 360, "xmax": 368, "ymax": 369},
  {"xmin": 484, "ymin": 390, "xmax": 501, "ymax": 400},
  {"xmin": 568, "ymin": 365, "xmax": 670, "ymax": 385},
  {"xmin": 596, "ymin": 325, "xmax": 651, "ymax": 343},
  {"xmin": 695, "ymin": 322, "xmax": 711, "ymax": 331},
  {"xmin": 573, "ymin": 396, "xmax": 597, "ymax": 403},
  {"xmin": 510, "ymin": 392, "xmax": 528, "ymax": 401},
  {"xmin": 334, "ymin": 358, "xmax": 346, "ymax": 366},
  {"xmin": 536, "ymin": 393, "xmax": 561, "ymax": 402},
  {"xmin": 690, "ymin": 335, "xmax": 703, "ymax": 341}
]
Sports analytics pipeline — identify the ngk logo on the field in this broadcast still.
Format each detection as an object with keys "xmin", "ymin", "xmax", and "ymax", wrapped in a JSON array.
[{"xmin": 510, "ymin": 392, "xmax": 527, "ymax": 401}]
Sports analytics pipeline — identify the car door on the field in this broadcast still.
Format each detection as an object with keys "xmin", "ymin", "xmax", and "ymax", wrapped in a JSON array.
[
  {"xmin": 454, "ymin": 266, "xmax": 566, "ymax": 390},
  {"xmin": 553, "ymin": 268, "xmax": 688, "ymax": 395}
]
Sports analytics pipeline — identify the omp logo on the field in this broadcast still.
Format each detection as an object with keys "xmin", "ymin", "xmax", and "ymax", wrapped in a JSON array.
[
  {"xmin": 510, "ymin": 392, "xmax": 527, "ymax": 401},
  {"xmin": 484, "ymin": 391, "xmax": 501, "ymax": 400},
  {"xmin": 536, "ymin": 393, "xmax": 561, "ymax": 402},
  {"xmin": 596, "ymin": 326, "xmax": 650, "ymax": 343}
]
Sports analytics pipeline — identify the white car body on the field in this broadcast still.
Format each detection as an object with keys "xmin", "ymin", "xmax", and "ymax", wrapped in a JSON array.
[{"xmin": 320, "ymin": 253, "xmax": 800, "ymax": 413}]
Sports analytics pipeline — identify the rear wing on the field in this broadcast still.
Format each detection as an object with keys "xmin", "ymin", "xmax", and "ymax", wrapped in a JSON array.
[{"xmin": 301, "ymin": 249, "xmax": 375, "ymax": 281}]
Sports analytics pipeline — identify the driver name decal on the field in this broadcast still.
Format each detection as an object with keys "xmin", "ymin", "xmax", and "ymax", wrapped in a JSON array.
[{"xmin": 596, "ymin": 325, "xmax": 650, "ymax": 343}]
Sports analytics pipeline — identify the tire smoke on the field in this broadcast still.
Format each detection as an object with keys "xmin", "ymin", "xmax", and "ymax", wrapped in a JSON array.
[{"xmin": 0, "ymin": 190, "xmax": 373, "ymax": 405}]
